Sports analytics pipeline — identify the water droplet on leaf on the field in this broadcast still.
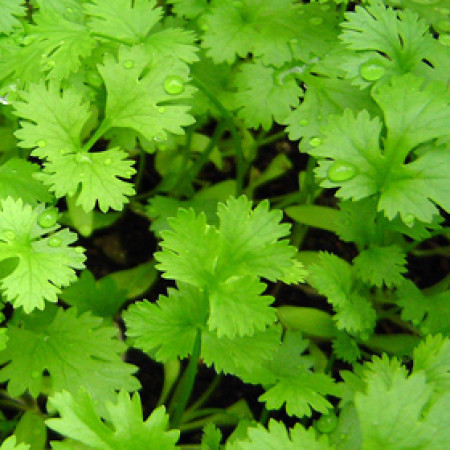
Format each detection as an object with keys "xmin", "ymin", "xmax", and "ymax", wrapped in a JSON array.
[
  {"xmin": 163, "ymin": 75, "xmax": 185, "ymax": 95},
  {"xmin": 299, "ymin": 119, "xmax": 309, "ymax": 126},
  {"xmin": 36, "ymin": 139, "xmax": 46, "ymax": 148},
  {"xmin": 309, "ymin": 136, "xmax": 322, "ymax": 147},
  {"xmin": 439, "ymin": 33, "xmax": 450, "ymax": 46},
  {"xmin": 154, "ymin": 132, "xmax": 166, "ymax": 143},
  {"xmin": 403, "ymin": 214, "xmax": 415, "ymax": 227},
  {"xmin": 38, "ymin": 208, "xmax": 59, "ymax": 228},
  {"xmin": 437, "ymin": 20, "xmax": 450, "ymax": 33},
  {"xmin": 31, "ymin": 371, "xmax": 39, "ymax": 379},
  {"xmin": 3, "ymin": 230, "xmax": 15, "ymax": 241},
  {"xmin": 309, "ymin": 17, "xmax": 323, "ymax": 25},
  {"xmin": 104, "ymin": 158, "xmax": 112, "ymax": 165},
  {"xmin": 123, "ymin": 59, "xmax": 135, "ymax": 69},
  {"xmin": 75, "ymin": 152, "xmax": 92, "ymax": 164},
  {"xmin": 327, "ymin": 161, "xmax": 358, "ymax": 182},
  {"xmin": 360, "ymin": 60, "xmax": 385, "ymax": 81},
  {"xmin": 315, "ymin": 412, "xmax": 338, "ymax": 433},
  {"xmin": 48, "ymin": 236, "xmax": 62, "ymax": 247},
  {"xmin": 158, "ymin": 106, "xmax": 166, "ymax": 113}
]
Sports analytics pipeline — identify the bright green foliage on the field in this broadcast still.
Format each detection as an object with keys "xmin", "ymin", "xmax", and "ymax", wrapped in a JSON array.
[
  {"xmin": 0, "ymin": 159, "xmax": 51, "ymax": 205},
  {"xmin": 0, "ymin": 0, "xmax": 25, "ymax": 35},
  {"xmin": 201, "ymin": 423, "xmax": 222, "ymax": 450},
  {"xmin": 233, "ymin": 61, "xmax": 302, "ymax": 130},
  {"xmin": 308, "ymin": 252, "xmax": 376, "ymax": 336},
  {"xmin": 202, "ymin": 0, "xmax": 305, "ymax": 67},
  {"xmin": 0, "ymin": 198, "xmax": 85, "ymax": 312},
  {"xmin": 332, "ymin": 331, "xmax": 361, "ymax": 364},
  {"xmin": 84, "ymin": 0, "xmax": 162, "ymax": 44},
  {"xmin": 0, "ymin": 436, "xmax": 29, "ymax": 450},
  {"xmin": 353, "ymin": 245, "xmax": 407, "ymax": 288},
  {"xmin": 396, "ymin": 280, "xmax": 450, "ymax": 336},
  {"xmin": 46, "ymin": 390, "xmax": 179, "ymax": 449},
  {"xmin": 227, "ymin": 419, "xmax": 332, "ymax": 450},
  {"xmin": 311, "ymin": 74, "xmax": 450, "ymax": 224},
  {"xmin": 339, "ymin": 4, "xmax": 445, "ymax": 87},
  {"xmin": 60, "ymin": 270, "xmax": 128, "ymax": 318},
  {"xmin": 98, "ymin": 45, "xmax": 196, "ymax": 142},
  {"xmin": 0, "ymin": 305, "xmax": 139, "ymax": 402},
  {"xmin": 155, "ymin": 196, "xmax": 305, "ymax": 337},
  {"xmin": 169, "ymin": 0, "xmax": 209, "ymax": 19}
]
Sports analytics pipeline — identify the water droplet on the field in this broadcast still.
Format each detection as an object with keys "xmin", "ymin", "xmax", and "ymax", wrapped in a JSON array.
[
  {"xmin": 200, "ymin": 24, "xmax": 209, "ymax": 31},
  {"xmin": 404, "ymin": 214, "xmax": 415, "ymax": 227},
  {"xmin": 3, "ymin": 230, "xmax": 15, "ymax": 241},
  {"xmin": 299, "ymin": 119, "xmax": 309, "ymax": 126},
  {"xmin": 75, "ymin": 152, "xmax": 92, "ymax": 164},
  {"xmin": 309, "ymin": 17, "xmax": 323, "ymax": 25},
  {"xmin": 315, "ymin": 412, "xmax": 338, "ymax": 434},
  {"xmin": 104, "ymin": 158, "xmax": 112, "ymax": 165},
  {"xmin": 321, "ymin": 4, "xmax": 330, "ymax": 11},
  {"xmin": 360, "ymin": 60, "xmax": 386, "ymax": 81},
  {"xmin": 309, "ymin": 136, "xmax": 322, "ymax": 147},
  {"xmin": 75, "ymin": 246, "xmax": 85, "ymax": 254},
  {"xmin": 163, "ymin": 75, "xmax": 185, "ymax": 95},
  {"xmin": 38, "ymin": 208, "xmax": 59, "ymax": 228},
  {"xmin": 275, "ymin": 66, "xmax": 304, "ymax": 86},
  {"xmin": 59, "ymin": 148, "xmax": 68, "ymax": 155},
  {"xmin": 36, "ymin": 139, "xmax": 46, "ymax": 148},
  {"xmin": 438, "ymin": 20, "xmax": 450, "ymax": 33},
  {"xmin": 154, "ymin": 132, "xmax": 166, "ymax": 142},
  {"xmin": 31, "ymin": 371, "xmax": 39, "ymax": 379},
  {"xmin": 123, "ymin": 59, "xmax": 135, "ymax": 69},
  {"xmin": 340, "ymin": 433, "xmax": 346, "ymax": 440},
  {"xmin": 439, "ymin": 33, "xmax": 450, "ymax": 46},
  {"xmin": 327, "ymin": 161, "xmax": 358, "ymax": 182},
  {"xmin": 79, "ymin": 172, "xmax": 85, "ymax": 178},
  {"xmin": 157, "ymin": 106, "xmax": 166, "ymax": 113},
  {"xmin": 43, "ymin": 335, "xmax": 49, "ymax": 342},
  {"xmin": 48, "ymin": 236, "xmax": 62, "ymax": 247}
]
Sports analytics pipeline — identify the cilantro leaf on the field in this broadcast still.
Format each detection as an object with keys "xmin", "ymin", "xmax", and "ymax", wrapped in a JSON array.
[
  {"xmin": 47, "ymin": 390, "xmax": 179, "ymax": 449},
  {"xmin": 84, "ymin": 0, "xmax": 162, "ymax": 44},
  {"xmin": 233, "ymin": 61, "xmax": 302, "ymax": 131},
  {"xmin": 308, "ymin": 252, "xmax": 376, "ymax": 335},
  {"xmin": 98, "ymin": 45, "xmax": 195, "ymax": 142},
  {"xmin": 202, "ymin": 423, "xmax": 222, "ymax": 450},
  {"xmin": 36, "ymin": 147, "xmax": 136, "ymax": 213},
  {"xmin": 332, "ymin": 331, "xmax": 361, "ymax": 364},
  {"xmin": 0, "ymin": 436, "xmax": 29, "ymax": 450},
  {"xmin": 228, "ymin": 420, "xmax": 332, "ymax": 450},
  {"xmin": 353, "ymin": 245, "xmax": 407, "ymax": 288},
  {"xmin": 201, "ymin": 0, "xmax": 304, "ymax": 67},
  {"xmin": 0, "ymin": 305, "xmax": 139, "ymax": 403},
  {"xmin": 0, "ymin": 0, "xmax": 25, "ymax": 35},
  {"xmin": 168, "ymin": 0, "xmax": 209, "ymax": 19},
  {"xmin": 0, "ymin": 198, "xmax": 85, "ymax": 312},
  {"xmin": 0, "ymin": 158, "xmax": 51, "ymax": 205}
]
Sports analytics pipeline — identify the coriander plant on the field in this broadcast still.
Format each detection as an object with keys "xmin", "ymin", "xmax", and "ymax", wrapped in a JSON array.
[{"xmin": 0, "ymin": 0, "xmax": 449, "ymax": 448}]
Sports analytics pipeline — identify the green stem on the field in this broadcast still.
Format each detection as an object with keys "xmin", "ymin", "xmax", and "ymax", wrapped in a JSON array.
[
  {"xmin": 191, "ymin": 76, "xmax": 245, "ymax": 196},
  {"xmin": 178, "ymin": 411, "xmax": 240, "ymax": 432},
  {"xmin": 404, "ymin": 227, "xmax": 450, "ymax": 253},
  {"xmin": 257, "ymin": 130, "xmax": 287, "ymax": 147},
  {"xmin": 169, "ymin": 329, "xmax": 202, "ymax": 428},
  {"xmin": 82, "ymin": 119, "xmax": 111, "ymax": 152}
]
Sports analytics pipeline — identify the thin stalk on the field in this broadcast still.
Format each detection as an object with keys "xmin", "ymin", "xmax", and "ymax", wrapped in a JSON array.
[
  {"xmin": 257, "ymin": 130, "xmax": 288, "ymax": 147},
  {"xmin": 182, "ymin": 374, "xmax": 222, "ymax": 421},
  {"xmin": 178, "ymin": 411, "xmax": 240, "ymax": 432},
  {"xmin": 82, "ymin": 119, "xmax": 111, "ymax": 152},
  {"xmin": 169, "ymin": 329, "xmax": 202, "ymax": 428},
  {"xmin": 191, "ymin": 76, "xmax": 245, "ymax": 195},
  {"xmin": 404, "ymin": 227, "xmax": 450, "ymax": 253}
]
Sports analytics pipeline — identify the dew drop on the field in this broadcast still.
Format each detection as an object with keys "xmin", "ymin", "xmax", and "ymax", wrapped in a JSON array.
[
  {"xmin": 327, "ymin": 161, "xmax": 358, "ymax": 182},
  {"xmin": 157, "ymin": 106, "xmax": 166, "ymax": 113},
  {"xmin": 75, "ymin": 152, "xmax": 92, "ymax": 164},
  {"xmin": 3, "ymin": 230, "xmax": 15, "ymax": 241},
  {"xmin": 38, "ymin": 208, "xmax": 59, "ymax": 228},
  {"xmin": 21, "ymin": 35, "xmax": 33, "ymax": 46},
  {"xmin": 309, "ymin": 17, "xmax": 323, "ymax": 26},
  {"xmin": 439, "ymin": 33, "xmax": 450, "ymax": 46},
  {"xmin": 360, "ymin": 60, "xmax": 386, "ymax": 81},
  {"xmin": 79, "ymin": 172, "xmax": 85, "ymax": 178},
  {"xmin": 309, "ymin": 136, "xmax": 322, "ymax": 147},
  {"xmin": 104, "ymin": 158, "xmax": 112, "ymax": 165},
  {"xmin": 163, "ymin": 75, "xmax": 185, "ymax": 95},
  {"xmin": 340, "ymin": 434, "xmax": 346, "ymax": 440},
  {"xmin": 31, "ymin": 371, "xmax": 40, "ymax": 379},
  {"xmin": 123, "ymin": 59, "xmax": 135, "ymax": 69},
  {"xmin": 59, "ymin": 148, "xmax": 68, "ymax": 155},
  {"xmin": 200, "ymin": 24, "xmax": 210, "ymax": 32},
  {"xmin": 299, "ymin": 119, "xmax": 309, "ymax": 126},
  {"xmin": 315, "ymin": 412, "xmax": 338, "ymax": 434},
  {"xmin": 36, "ymin": 139, "xmax": 46, "ymax": 148},
  {"xmin": 48, "ymin": 236, "xmax": 62, "ymax": 247},
  {"xmin": 154, "ymin": 132, "xmax": 166, "ymax": 143},
  {"xmin": 403, "ymin": 214, "xmax": 415, "ymax": 227}
]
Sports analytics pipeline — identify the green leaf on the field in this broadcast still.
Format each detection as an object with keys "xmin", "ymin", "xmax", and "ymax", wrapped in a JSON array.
[
  {"xmin": 13, "ymin": 81, "xmax": 91, "ymax": 159},
  {"xmin": 332, "ymin": 331, "xmax": 361, "ymax": 364},
  {"xmin": 98, "ymin": 44, "xmax": 195, "ymax": 142},
  {"xmin": 233, "ymin": 61, "xmax": 302, "ymax": 130},
  {"xmin": 201, "ymin": 423, "xmax": 222, "ymax": 450},
  {"xmin": 60, "ymin": 270, "xmax": 128, "ymax": 318},
  {"xmin": 84, "ymin": 0, "xmax": 162, "ymax": 44},
  {"xmin": 0, "ymin": 0, "xmax": 25, "ymax": 35},
  {"xmin": 36, "ymin": 147, "xmax": 136, "ymax": 213},
  {"xmin": 353, "ymin": 245, "xmax": 407, "ymax": 288},
  {"xmin": 47, "ymin": 390, "xmax": 179, "ymax": 449},
  {"xmin": 168, "ymin": 0, "xmax": 209, "ymax": 18},
  {"xmin": 0, "ymin": 198, "xmax": 85, "ymax": 312},
  {"xmin": 201, "ymin": 0, "xmax": 305, "ymax": 67},
  {"xmin": 0, "ymin": 305, "xmax": 139, "ymax": 403},
  {"xmin": 0, "ymin": 159, "xmax": 51, "ymax": 205},
  {"xmin": 14, "ymin": 411, "xmax": 46, "ymax": 450},
  {"xmin": 227, "ymin": 420, "xmax": 332, "ymax": 450},
  {"xmin": 0, "ymin": 436, "xmax": 29, "ymax": 450}
]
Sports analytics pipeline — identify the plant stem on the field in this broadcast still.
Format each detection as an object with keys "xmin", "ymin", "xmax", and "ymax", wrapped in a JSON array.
[
  {"xmin": 169, "ymin": 329, "xmax": 202, "ymax": 428},
  {"xmin": 404, "ymin": 227, "xmax": 450, "ymax": 253},
  {"xmin": 257, "ymin": 130, "xmax": 287, "ymax": 147},
  {"xmin": 191, "ymin": 76, "xmax": 245, "ymax": 196},
  {"xmin": 82, "ymin": 119, "xmax": 111, "ymax": 152}
]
